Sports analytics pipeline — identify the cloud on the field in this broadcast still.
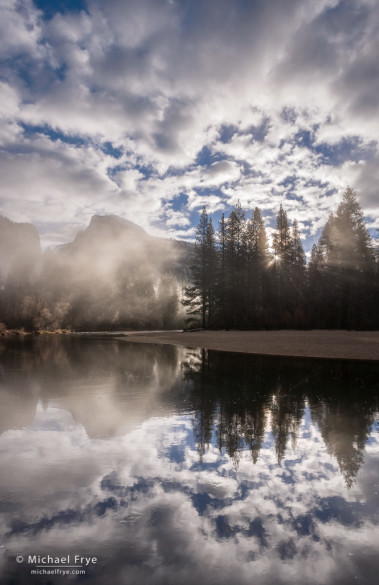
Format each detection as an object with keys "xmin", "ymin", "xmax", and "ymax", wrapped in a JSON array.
[
  {"xmin": 0, "ymin": 0, "xmax": 43, "ymax": 60},
  {"xmin": 0, "ymin": 0, "xmax": 379, "ymax": 247}
]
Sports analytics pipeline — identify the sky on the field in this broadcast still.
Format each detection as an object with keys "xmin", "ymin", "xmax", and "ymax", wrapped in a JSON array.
[{"xmin": 1, "ymin": 0, "xmax": 379, "ymax": 250}]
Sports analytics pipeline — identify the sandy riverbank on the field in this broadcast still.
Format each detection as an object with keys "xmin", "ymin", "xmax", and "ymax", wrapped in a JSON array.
[{"xmin": 120, "ymin": 330, "xmax": 379, "ymax": 361}]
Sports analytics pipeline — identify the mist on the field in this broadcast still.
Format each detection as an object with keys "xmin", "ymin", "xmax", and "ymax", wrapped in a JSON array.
[{"xmin": 0, "ymin": 214, "xmax": 190, "ymax": 331}]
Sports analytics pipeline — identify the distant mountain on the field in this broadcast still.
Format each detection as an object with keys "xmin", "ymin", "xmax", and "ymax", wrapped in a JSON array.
[
  {"xmin": 0, "ymin": 215, "xmax": 41, "ymax": 285},
  {"xmin": 0, "ymin": 213, "xmax": 192, "ymax": 330},
  {"xmin": 59, "ymin": 214, "xmax": 192, "ymax": 278},
  {"xmin": 63, "ymin": 215, "xmax": 148, "ymax": 250}
]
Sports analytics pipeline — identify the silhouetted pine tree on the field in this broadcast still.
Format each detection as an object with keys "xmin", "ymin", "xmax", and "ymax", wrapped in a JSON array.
[
  {"xmin": 184, "ymin": 207, "xmax": 217, "ymax": 328},
  {"xmin": 272, "ymin": 204, "xmax": 293, "ymax": 326},
  {"xmin": 308, "ymin": 242, "xmax": 327, "ymax": 328},
  {"xmin": 289, "ymin": 219, "xmax": 307, "ymax": 326},
  {"xmin": 308, "ymin": 188, "xmax": 376, "ymax": 329},
  {"xmin": 245, "ymin": 207, "xmax": 270, "ymax": 327},
  {"xmin": 224, "ymin": 202, "xmax": 247, "ymax": 328},
  {"xmin": 215, "ymin": 212, "xmax": 227, "ymax": 327}
]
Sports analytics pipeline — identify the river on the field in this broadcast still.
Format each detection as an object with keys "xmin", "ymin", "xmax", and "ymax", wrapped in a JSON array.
[{"xmin": 0, "ymin": 335, "xmax": 379, "ymax": 584}]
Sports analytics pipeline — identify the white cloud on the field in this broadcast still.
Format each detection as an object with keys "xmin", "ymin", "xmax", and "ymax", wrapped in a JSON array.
[
  {"xmin": 0, "ymin": 0, "xmax": 43, "ymax": 60},
  {"xmin": 0, "ymin": 0, "xmax": 379, "ymax": 247}
]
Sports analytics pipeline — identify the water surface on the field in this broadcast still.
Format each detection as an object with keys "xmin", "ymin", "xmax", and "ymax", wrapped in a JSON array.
[{"xmin": 0, "ymin": 335, "xmax": 379, "ymax": 585}]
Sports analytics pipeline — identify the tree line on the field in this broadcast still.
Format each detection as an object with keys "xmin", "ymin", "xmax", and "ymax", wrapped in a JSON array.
[{"xmin": 184, "ymin": 188, "xmax": 379, "ymax": 330}]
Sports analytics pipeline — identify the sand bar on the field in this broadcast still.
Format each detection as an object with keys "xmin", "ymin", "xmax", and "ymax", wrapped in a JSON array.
[{"xmin": 120, "ymin": 330, "xmax": 379, "ymax": 361}]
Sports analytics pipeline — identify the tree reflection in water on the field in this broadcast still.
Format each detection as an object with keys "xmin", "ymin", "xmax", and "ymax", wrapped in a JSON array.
[{"xmin": 183, "ymin": 349, "xmax": 379, "ymax": 487}]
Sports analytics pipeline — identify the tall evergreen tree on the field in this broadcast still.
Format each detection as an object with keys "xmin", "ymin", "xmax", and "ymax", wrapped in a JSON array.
[
  {"xmin": 272, "ymin": 204, "xmax": 293, "ymax": 326},
  {"xmin": 308, "ymin": 242, "xmax": 326, "ymax": 328},
  {"xmin": 272, "ymin": 204, "xmax": 292, "ymax": 264},
  {"xmin": 245, "ymin": 207, "xmax": 269, "ymax": 327},
  {"xmin": 183, "ymin": 207, "xmax": 217, "ymax": 328},
  {"xmin": 206, "ymin": 217, "xmax": 218, "ymax": 325},
  {"xmin": 308, "ymin": 188, "xmax": 375, "ymax": 328},
  {"xmin": 289, "ymin": 219, "xmax": 307, "ymax": 326},
  {"xmin": 224, "ymin": 202, "xmax": 247, "ymax": 328},
  {"xmin": 290, "ymin": 219, "xmax": 306, "ymax": 271},
  {"xmin": 247, "ymin": 207, "xmax": 269, "ymax": 261},
  {"xmin": 334, "ymin": 187, "xmax": 374, "ymax": 270},
  {"xmin": 215, "ymin": 212, "xmax": 227, "ymax": 326}
]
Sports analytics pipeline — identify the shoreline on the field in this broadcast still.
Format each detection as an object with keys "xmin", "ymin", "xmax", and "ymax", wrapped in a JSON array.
[
  {"xmin": 2, "ymin": 328, "xmax": 378, "ymax": 362},
  {"xmin": 118, "ymin": 330, "xmax": 379, "ymax": 362},
  {"xmin": 0, "ymin": 329, "xmax": 71, "ymax": 337}
]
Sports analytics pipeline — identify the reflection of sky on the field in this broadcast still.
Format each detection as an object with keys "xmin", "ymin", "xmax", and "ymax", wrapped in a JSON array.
[{"xmin": 1, "ymin": 400, "xmax": 379, "ymax": 585}]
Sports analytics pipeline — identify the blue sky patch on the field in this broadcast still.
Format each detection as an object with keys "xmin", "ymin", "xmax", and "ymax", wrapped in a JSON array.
[{"xmin": 34, "ymin": 0, "xmax": 88, "ymax": 19}]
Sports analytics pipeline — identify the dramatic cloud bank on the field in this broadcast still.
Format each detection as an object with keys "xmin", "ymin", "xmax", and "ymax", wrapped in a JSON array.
[{"xmin": 0, "ymin": 0, "xmax": 379, "ymax": 248}]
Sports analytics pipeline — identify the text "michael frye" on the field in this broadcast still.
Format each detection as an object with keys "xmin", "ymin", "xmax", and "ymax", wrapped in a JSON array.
[{"xmin": 28, "ymin": 555, "xmax": 97, "ymax": 566}]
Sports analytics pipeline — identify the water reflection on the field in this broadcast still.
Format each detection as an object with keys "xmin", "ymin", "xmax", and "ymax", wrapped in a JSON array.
[
  {"xmin": 0, "ymin": 336, "xmax": 186, "ymax": 437},
  {"xmin": 0, "ymin": 336, "xmax": 378, "ymax": 585},
  {"xmin": 184, "ymin": 349, "xmax": 379, "ymax": 487}
]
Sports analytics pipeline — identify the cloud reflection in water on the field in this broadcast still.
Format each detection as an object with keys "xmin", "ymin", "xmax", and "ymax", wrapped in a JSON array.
[{"xmin": 0, "ymin": 336, "xmax": 378, "ymax": 584}]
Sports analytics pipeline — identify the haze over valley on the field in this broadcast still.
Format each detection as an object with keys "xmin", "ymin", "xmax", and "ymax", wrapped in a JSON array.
[{"xmin": 0, "ymin": 212, "xmax": 190, "ymax": 330}]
